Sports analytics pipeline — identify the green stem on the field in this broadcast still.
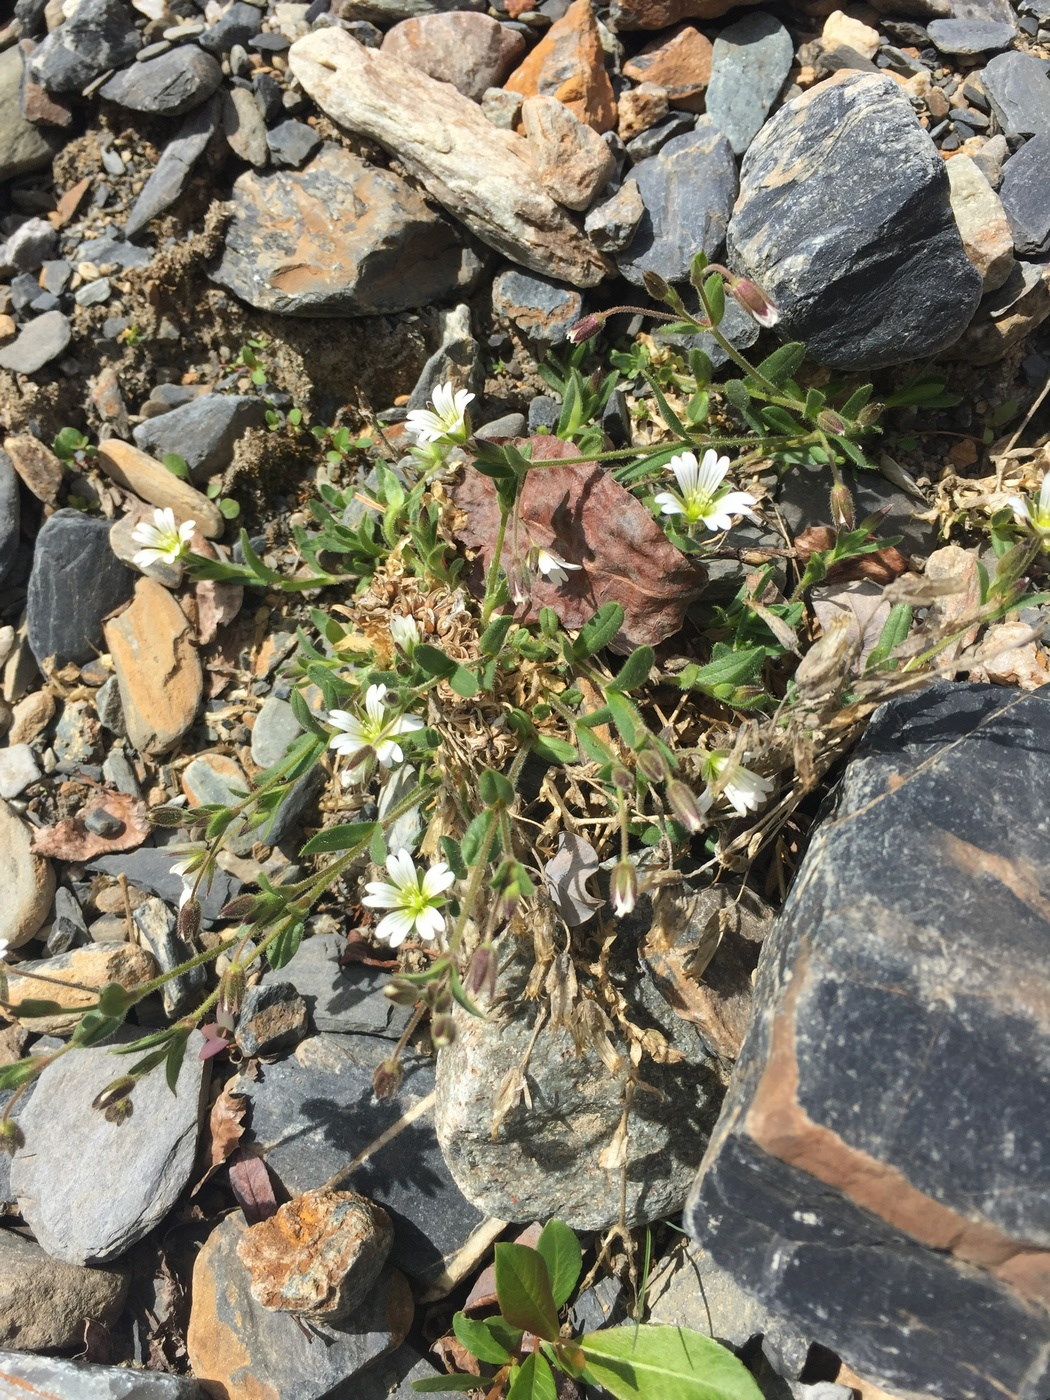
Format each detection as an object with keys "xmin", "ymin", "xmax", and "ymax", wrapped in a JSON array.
[{"xmin": 482, "ymin": 498, "xmax": 513, "ymax": 625}]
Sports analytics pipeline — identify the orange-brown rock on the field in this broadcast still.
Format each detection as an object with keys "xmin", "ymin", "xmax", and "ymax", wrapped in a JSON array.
[
  {"xmin": 96, "ymin": 440, "xmax": 226, "ymax": 541},
  {"xmin": 622, "ymin": 24, "xmax": 713, "ymax": 109},
  {"xmin": 609, "ymin": 0, "xmax": 763, "ymax": 31},
  {"xmin": 5, "ymin": 944, "xmax": 157, "ymax": 1033},
  {"xmin": 3, "ymin": 434, "xmax": 63, "ymax": 504},
  {"xmin": 521, "ymin": 94, "xmax": 617, "ymax": 210},
  {"xmin": 504, "ymin": 0, "xmax": 616, "ymax": 133},
  {"xmin": 380, "ymin": 12, "xmax": 525, "ymax": 101},
  {"xmin": 103, "ymin": 579, "xmax": 203, "ymax": 756},
  {"xmin": 617, "ymin": 82, "xmax": 670, "ymax": 141}
]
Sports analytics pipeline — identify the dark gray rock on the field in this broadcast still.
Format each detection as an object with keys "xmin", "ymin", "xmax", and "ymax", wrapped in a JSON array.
[
  {"xmin": 76, "ymin": 237, "xmax": 153, "ymax": 269},
  {"xmin": 26, "ymin": 510, "xmax": 136, "ymax": 668},
  {"xmin": 998, "ymin": 131, "xmax": 1050, "ymax": 254},
  {"xmin": 125, "ymin": 97, "xmax": 220, "ymax": 240},
  {"xmin": 133, "ymin": 896, "xmax": 208, "ymax": 1017},
  {"xmin": 528, "ymin": 394, "xmax": 561, "ymax": 433},
  {"xmin": 27, "ymin": 0, "xmax": 140, "ymax": 95},
  {"xmin": 14, "ymin": 0, "xmax": 49, "ymax": 37},
  {"xmin": 235, "ymin": 981, "xmax": 310, "ymax": 1057},
  {"xmin": 405, "ymin": 304, "xmax": 481, "ymax": 414},
  {"xmin": 775, "ymin": 459, "xmax": 935, "ymax": 557},
  {"xmin": 623, "ymin": 110, "xmax": 694, "ymax": 160},
  {"xmin": 132, "ymin": 394, "xmax": 267, "ymax": 481},
  {"xmin": 981, "ymin": 50, "xmax": 1050, "ymax": 136},
  {"xmin": 260, "ymin": 932, "xmax": 408, "ymax": 1037},
  {"xmin": 0, "ymin": 448, "xmax": 19, "ymax": 587},
  {"xmin": 0, "ymin": 309, "xmax": 71, "ymax": 375},
  {"xmin": 198, "ymin": 1, "xmax": 264, "ymax": 54},
  {"xmin": 704, "ymin": 11, "xmax": 793, "ymax": 156},
  {"xmin": 266, "ymin": 118, "xmax": 322, "ymax": 168},
  {"xmin": 46, "ymin": 885, "xmax": 89, "ymax": 955},
  {"xmin": 491, "ymin": 266, "xmax": 582, "ymax": 343},
  {"xmin": 0, "ymin": 1353, "xmax": 206, "ymax": 1397},
  {"xmin": 654, "ymin": 293, "xmax": 760, "ymax": 372},
  {"xmin": 617, "ymin": 121, "xmax": 737, "ymax": 288},
  {"xmin": 727, "ymin": 72, "xmax": 983, "ymax": 369},
  {"xmin": 211, "ymin": 143, "xmax": 478, "ymax": 316},
  {"xmin": 685, "ymin": 682, "xmax": 1050, "ymax": 1400},
  {"xmin": 926, "ymin": 17, "xmax": 1017, "ymax": 51},
  {"xmin": 256, "ymin": 764, "xmax": 324, "ymax": 847},
  {"xmin": 98, "ymin": 47, "xmax": 223, "ymax": 117},
  {"xmin": 233, "ymin": 1033, "xmax": 487, "ymax": 1283},
  {"xmin": 11, "ymin": 1031, "xmax": 209, "ymax": 1265},
  {"xmin": 584, "ymin": 177, "xmax": 644, "ymax": 253},
  {"xmin": 89, "ymin": 845, "xmax": 240, "ymax": 924}
]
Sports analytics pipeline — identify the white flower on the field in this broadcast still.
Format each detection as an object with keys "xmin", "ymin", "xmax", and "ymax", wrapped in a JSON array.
[
  {"xmin": 362, "ymin": 850, "xmax": 456, "ymax": 947},
  {"xmin": 327, "ymin": 683, "xmax": 424, "ymax": 771},
  {"xmin": 653, "ymin": 450, "xmax": 757, "ymax": 531},
  {"xmin": 531, "ymin": 546, "xmax": 582, "ymax": 587},
  {"xmin": 131, "ymin": 507, "xmax": 195, "ymax": 569},
  {"xmin": 167, "ymin": 844, "xmax": 207, "ymax": 907},
  {"xmin": 405, "ymin": 382, "xmax": 475, "ymax": 446},
  {"xmin": 700, "ymin": 750, "xmax": 774, "ymax": 818},
  {"xmin": 389, "ymin": 615, "xmax": 421, "ymax": 654},
  {"xmin": 1008, "ymin": 472, "xmax": 1050, "ymax": 543},
  {"xmin": 0, "ymin": 938, "xmax": 9, "ymax": 961}
]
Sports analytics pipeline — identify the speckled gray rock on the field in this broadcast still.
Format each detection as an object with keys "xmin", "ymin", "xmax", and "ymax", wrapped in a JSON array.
[
  {"xmin": 10, "ymin": 1032, "xmax": 209, "ymax": 1265},
  {"xmin": 132, "ymin": 897, "xmax": 208, "ymax": 1017},
  {"xmin": 125, "ymin": 97, "xmax": 220, "ymax": 239},
  {"xmin": 0, "ymin": 47, "xmax": 59, "ymax": 182},
  {"xmin": 926, "ymin": 17, "xmax": 1016, "ymax": 51},
  {"xmin": 727, "ymin": 71, "xmax": 983, "ymax": 369},
  {"xmin": 0, "ymin": 1230, "xmax": 128, "ymax": 1351},
  {"xmin": 705, "ymin": 11, "xmax": 793, "ymax": 155},
  {"xmin": 98, "ymin": 48, "xmax": 222, "ymax": 116},
  {"xmin": 199, "ymin": 0, "xmax": 263, "ymax": 54},
  {"xmin": 0, "ymin": 449, "xmax": 19, "ymax": 586},
  {"xmin": 0, "ymin": 1354, "xmax": 206, "ymax": 1397},
  {"xmin": 27, "ymin": 0, "xmax": 140, "ymax": 94},
  {"xmin": 686, "ymin": 683, "xmax": 1050, "ymax": 1400},
  {"xmin": 26, "ymin": 510, "xmax": 136, "ymax": 668},
  {"xmin": 0, "ymin": 309, "xmax": 71, "ymax": 375},
  {"xmin": 222, "ymin": 86, "xmax": 268, "ymax": 168},
  {"xmin": 235, "ymin": 982, "xmax": 310, "ymax": 1057},
  {"xmin": 981, "ymin": 50, "xmax": 1050, "ymax": 136},
  {"xmin": 211, "ymin": 142, "xmax": 479, "ymax": 315},
  {"xmin": 491, "ymin": 266, "xmax": 583, "ymax": 343},
  {"xmin": 2, "ymin": 219, "xmax": 58, "ymax": 275},
  {"xmin": 617, "ymin": 120, "xmax": 737, "ymax": 287},
  {"xmin": 267, "ymin": 118, "xmax": 322, "ymax": 169},
  {"xmin": 232, "ymin": 1033, "xmax": 486, "ymax": 1283},
  {"xmin": 998, "ymin": 132, "xmax": 1050, "ymax": 255},
  {"xmin": 260, "ymin": 934, "xmax": 408, "ymax": 1037},
  {"xmin": 132, "ymin": 393, "xmax": 267, "ymax": 481},
  {"xmin": 250, "ymin": 694, "xmax": 303, "ymax": 769},
  {"xmin": 585, "ymin": 177, "xmax": 644, "ymax": 252}
]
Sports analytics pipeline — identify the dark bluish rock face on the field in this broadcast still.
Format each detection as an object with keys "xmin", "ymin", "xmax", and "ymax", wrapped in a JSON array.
[
  {"xmin": 26, "ymin": 510, "xmax": 135, "ymax": 668},
  {"xmin": 727, "ymin": 71, "xmax": 983, "ymax": 369},
  {"xmin": 686, "ymin": 682, "xmax": 1050, "ymax": 1400}
]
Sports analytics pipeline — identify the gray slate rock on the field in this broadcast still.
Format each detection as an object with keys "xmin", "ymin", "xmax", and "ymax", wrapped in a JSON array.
[
  {"xmin": 46, "ymin": 885, "xmax": 89, "ymax": 955},
  {"xmin": 260, "ymin": 932, "xmax": 408, "ymax": 1037},
  {"xmin": 89, "ymin": 844, "xmax": 240, "ymax": 924},
  {"xmin": 981, "ymin": 50, "xmax": 1050, "ymax": 136},
  {"xmin": 125, "ymin": 97, "xmax": 220, "ymax": 239},
  {"xmin": 27, "ymin": 0, "xmax": 141, "ymax": 95},
  {"xmin": 10, "ymin": 1032, "xmax": 209, "ymax": 1264},
  {"xmin": 0, "ymin": 309, "xmax": 71, "ymax": 375},
  {"xmin": 405, "ymin": 303, "xmax": 481, "ymax": 413},
  {"xmin": 26, "ymin": 510, "xmax": 136, "ymax": 668},
  {"xmin": 326, "ymin": 0, "xmax": 486, "ymax": 20},
  {"xmin": 491, "ymin": 266, "xmax": 582, "ymax": 343},
  {"xmin": 584, "ymin": 177, "xmax": 644, "ymax": 252},
  {"xmin": 685, "ymin": 682, "xmax": 1050, "ymax": 1400},
  {"xmin": 198, "ymin": 1, "xmax": 264, "ymax": 54},
  {"xmin": 655, "ymin": 293, "xmax": 760, "ymax": 372},
  {"xmin": 705, "ymin": 11, "xmax": 793, "ymax": 156},
  {"xmin": 0, "ymin": 449, "xmax": 19, "ymax": 587},
  {"xmin": 221, "ymin": 86, "xmax": 268, "ymax": 168},
  {"xmin": 212, "ymin": 142, "xmax": 477, "ymax": 316},
  {"xmin": 133, "ymin": 394, "xmax": 267, "ymax": 482},
  {"xmin": 617, "ymin": 121, "xmax": 737, "ymax": 287},
  {"xmin": 77, "ymin": 237, "xmax": 153, "ymax": 269},
  {"xmin": 0, "ymin": 1353, "xmax": 205, "ymax": 1397},
  {"xmin": 133, "ymin": 896, "xmax": 208, "ymax": 1017},
  {"xmin": 926, "ymin": 17, "xmax": 1016, "ymax": 51},
  {"xmin": 98, "ymin": 47, "xmax": 223, "ymax": 116},
  {"xmin": 266, "ymin": 118, "xmax": 322, "ymax": 168},
  {"xmin": 235, "ymin": 981, "xmax": 309, "ymax": 1057},
  {"xmin": 2, "ymin": 219, "xmax": 58, "ymax": 275},
  {"xmin": 0, "ymin": 47, "xmax": 59, "ymax": 182},
  {"xmin": 624, "ymin": 110, "xmax": 694, "ymax": 160},
  {"xmin": 0, "ymin": 1229, "xmax": 128, "ymax": 1351},
  {"xmin": 233, "ymin": 1032, "xmax": 486, "ymax": 1282},
  {"xmin": 998, "ymin": 131, "xmax": 1050, "ymax": 254},
  {"xmin": 727, "ymin": 72, "xmax": 983, "ymax": 369},
  {"xmin": 250, "ymin": 694, "xmax": 303, "ymax": 769}
]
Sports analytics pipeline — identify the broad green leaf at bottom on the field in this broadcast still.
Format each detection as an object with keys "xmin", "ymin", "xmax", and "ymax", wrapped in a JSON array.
[{"xmin": 580, "ymin": 1324, "xmax": 764, "ymax": 1400}]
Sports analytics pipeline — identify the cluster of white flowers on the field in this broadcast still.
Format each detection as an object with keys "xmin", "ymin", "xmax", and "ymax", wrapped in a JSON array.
[{"xmin": 131, "ymin": 507, "xmax": 195, "ymax": 570}]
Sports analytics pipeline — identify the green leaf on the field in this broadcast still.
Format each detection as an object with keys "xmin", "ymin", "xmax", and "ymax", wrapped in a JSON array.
[
  {"xmin": 411, "ymin": 1375, "xmax": 487, "ymax": 1392},
  {"xmin": 165, "ymin": 1030, "xmax": 190, "ymax": 1095},
  {"xmin": 219, "ymin": 496, "xmax": 241, "ymax": 520},
  {"xmin": 580, "ymin": 1325, "xmax": 765, "ymax": 1400},
  {"xmin": 71, "ymin": 1012, "xmax": 125, "ymax": 1047},
  {"xmin": 605, "ymin": 689, "xmax": 641, "ymax": 747},
  {"xmin": 300, "ymin": 821, "xmax": 378, "ymax": 855},
  {"xmin": 755, "ymin": 342, "xmax": 805, "ymax": 388},
  {"xmin": 702, "ymin": 272, "xmax": 725, "ymax": 326},
  {"xmin": 532, "ymin": 735, "xmax": 578, "ymax": 765},
  {"xmin": 238, "ymin": 530, "xmax": 280, "ymax": 585},
  {"xmin": 507, "ymin": 1352, "xmax": 557, "ymax": 1400},
  {"xmin": 96, "ymin": 982, "xmax": 134, "ymax": 1019},
  {"xmin": 494, "ymin": 1243, "xmax": 561, "ymax": 1342},
  {"xmin": 52, "ymin": 426, "xmax": 86, "ymax": 461},
  {"xmin": 838, "ymin": 383, "xmax": 874, "ymax": 419},
  {"xmin": 453, "ymin": 1312, "xmax": 516, "ymax": 1365},
  {"xmin": 450, "ymin": 665, "xmax": 479, "ymax": 698},
  {"xmin": 440, "ymin": 836, "xmax": 468, "ymax": 881},
  {"xmin": 0, "ymin": 1058, "xmax": 45, "ymax": 1091},
  {"xmin": 610, "ymin": 646, "xmax": 654, "ymax": 694},
  {"xmin": 479, "ymin": 768, "xmax": 515, "ymax": 807},
  {"xmin": 268, "ymin": 921, "xmax": 304, "ymax": 971},
  {"xmin": 723, "ymin": 379, "xmax": 751, "ymax": 414},
  {"xmin": 162, "ymin": 452, "xmax": 189, "ymax": 479},
  {"xmin": 536, "ymin": 1219, "xmax": 582, "ymax": 1308},
  {"xmin": 461, "ymin": 809, "xmax": 497, "ymax": 865},
  {"xmin": 678, "ymin": 647, "xmax": 766, "ymax": 692},
  {"xmin": 803, "ymin": 387, "xmax": 827, "ymax": 419},
  {"xmin": 415, "ymin": 643, "xmax": 457, "ymax": 677},
  {"xmin": 575, "ymin": 725, "xmax": 614, "ymax": 768},
  {"xmin": 480, "ymin": 614, "xmax": 516, "ymax": 656},
  {"xmin": 832, "ymin": 434, "xmax": 870, "ymax": 468},
  {"xmin": 289, "ymin": 686, "xmax": 328, "ymax": 738},
  {"xmin": 573, "ymin": 603, "xmax": 624, "ymax": 660},
  {"xmin": 865, "ymin": 602, "xmax": 912, "ymax": 670}
]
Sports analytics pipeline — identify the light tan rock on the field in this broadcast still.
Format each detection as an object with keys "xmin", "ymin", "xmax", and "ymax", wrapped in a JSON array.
[
  {"xmin": 3, "ymin": 435, "xmax": 63, "ymax": 504},
  {"xmin": 945, "ymin": 154, "xmax": 1014, "ymax": 293},
  {"xmin": 103, "ymin": 579, "xmax": 203, "ymax": 755},
  {"xmin": 0, "ymin": 799, "xmax": 55, "ymax": 950},
  {"xmin": 6, "ymin": 945, "xmax": 158, "ymax": 1033},
  {"xmin": 504, "ymin": 0, "xmax": 616, "ymax": 132},
  {"xmin": 288, "ymin": 28, "xmax": 610, "ymax": 288},
  {"xmin": 950, "ymin": 266, "xmax": 1050, "ymax": 364},
  {"xmin": 0, "ymin": 314, "xmax": 16, "ymax": 344},
  {"xmin": 821, "ymin": 9, "xmax": 881, "ymax": 58},
  {"xmin": 617, "ymin": 81, "xmax": 669, "ymax": 140},
  {"xmin": 9, "ymin": 688, "xmax": 55, "ymax": 744},
  {"xmin": 96, "ymin": 439, "xmax": 224, "ymax": 538},
  {"xmin": 521, "ymin": 95, "xmax": 616, "ymax": 211}
]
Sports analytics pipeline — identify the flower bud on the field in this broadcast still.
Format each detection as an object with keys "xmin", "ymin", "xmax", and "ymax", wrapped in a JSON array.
[
  {"xmin": 636, "ymin": 748, "xmax": 670, "ymax": 785},
  {"xmin": 372, "ymin": 1057, "xmax": 403, "ymax": 1100},
  {"xmin": 178, "ymin": 896, "xmax": 202, "ymax": 943},
  {"xmin": 728, "ymin": 277, "xmax": 779, "ymax": 328},
  {"xmin": 218, "ymin": 894, "xmax": 259, "ymax": 921},
  {"xmin": 104, "ymin": 1097, "xmax": 133, "ymax": 1126},
  {"xmin": 567, "ymin": 313, "xmax": 604, "ymax": 345},
  {"xmin": 829, "ymin": 482, "xmax": 855, "ymax": 531},
  {"xmin": 816, "ymin": 409, "xmax": 847, "ymax": 436},
  {"xmin": 431, "ymin": 1013, "xmax": 457, "ymax": 1048},
  {"xmin": 0, "ymin": 1118, "xmax": 24, "ymax": 1156},
  {"xmin": 148, "ymin": 805, "xmax": 190, "ymax": 828},
  {"xmin": 642, "ymin": 269, "xmax": 671, "ymax": 302},
  {"xmin": 383, "ymin": 979, "xmax": 422, "ymax": 1006},
  {"xmin": 610, "ymin": 860, "xmax": 638, "ymax": 918},
  {"xmin": 465, "ymin": 944, "xmax": 498, "ymax": 1002},
  {"xmin": 666, "ymin": 780, "xmax": 707, "ymax": 833},
  {"xmin": 610, "ymin": 765, "xmax": 634, "ymax": 791},
  {"xmin": 217, "ymin": 967, "xmax": 246, "ymax": 1022}
]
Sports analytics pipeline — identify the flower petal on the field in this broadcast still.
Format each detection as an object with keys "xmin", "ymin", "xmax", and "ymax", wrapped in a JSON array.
[
  {"xmin": 375, "ymin": 910, "xmax": 416, "ymax": 946},
  {"xmin": 362, "ymin": 881, "xmax": 402, "ymax": 909},
  {"xmin": 421, "ymin": 862, "xmax": 455, "ymax": 897},
  {"xmin": 415, "ymin": 906, "xmax": 445, "ymax": 940}
]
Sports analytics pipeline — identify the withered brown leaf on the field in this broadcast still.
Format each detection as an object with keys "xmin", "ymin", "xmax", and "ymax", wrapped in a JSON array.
[
  {"xmin": 452, "ymin": 437, "xmax": 704, "ymax": 650},
  {"xmin": 795, "ymin": 525, "xmax": 909, "ymax": 585},
  {"xmin": 228, "ymin": 1147, "xmax": 278, "ymax": 1225},
  {"xmin": 192, "ymin": 1086, "xmax": 248, "ymax": 1195}
]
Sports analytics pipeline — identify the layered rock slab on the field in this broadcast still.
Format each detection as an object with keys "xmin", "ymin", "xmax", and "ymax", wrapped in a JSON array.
[
  {"xmin": 686, "ymin": 682, "xmax": 1050, "ymax": 1400},
  {"xmin": 288, "ymin": 29, "xmax": 609, "ymax": 288},
  {"xmin": 727, "ymin": 71, "xmax": 983, "ymax": 369}
]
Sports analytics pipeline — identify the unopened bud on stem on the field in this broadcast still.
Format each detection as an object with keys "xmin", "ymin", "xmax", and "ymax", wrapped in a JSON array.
[
  {"xmin": 610, "ymin": 860, "xmax": 638, "ymax": 917},
  {"xmin": 728, "ymin": 277, "xmax": 779, "ymax": 328},
  {"xmin": 666, "ymin": 780, "xmax": 707, "ymax": 833},
  {"xmin": 829, "ymin": 482, "xmax": 855, "ymax": 531},
  {"xmin": 567, "ymin": 313, "xmax": 604, "ymax": 345}
]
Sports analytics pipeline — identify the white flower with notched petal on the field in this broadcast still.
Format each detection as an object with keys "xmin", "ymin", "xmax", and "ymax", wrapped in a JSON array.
[
  {"xmin": 530, "ymin": 546, "xmax": 582, "ymax": 587},
  {"xmin": 700, "ymin": 750, "xmax": 774, "ymax": 818},
  {"xmin": 653, "ymin": 450, "xmax": 757, "ymax": 531},
  {"xmin": 405, "ymin": 382, "xmax": 475, "ymax": 446},
  {"xmin": 362, "ymin": 850, "xmax": 456, "ymax": 947},
  {"xmin": 327, "ymin": 683, "xmax": 424, "ymax": 772},
  {"xmin": 389, "ymin": 615, "xmax": 421, "ymax": 654},
  {"xmin": 131, "ymin": 507, "xmax": 195, "ymax": 569},
  {"xmin": 1008, "ymin": 472, "xmax": 1050, "ymax": 545}
]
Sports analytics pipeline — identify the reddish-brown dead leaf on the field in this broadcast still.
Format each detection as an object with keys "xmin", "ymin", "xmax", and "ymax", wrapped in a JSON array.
[
  {"xmin": 452, "ymin": 437, "xmax": 704, "ymax": 650},
  {"xmin": 228, "ymin": 1148, "xmax": 279, "ymax": 1225},
  {"xmin": 463, "ymin": 1223, "xmax": 543, "ymax": 1314},
  {"xmin": 431, "ymin": 1333, "xmax": 482, "ymax": 1378},
  {"xmin": 794, "ymin": 526, "xmax": 909, "ymax": 585},
  {"xmin": 192, "ymin": 1087, "xmax": 248, "ymax": 1195},
  {"xmin": 30, "ymin": 791, "xmax": 150, "ymax": 860}
]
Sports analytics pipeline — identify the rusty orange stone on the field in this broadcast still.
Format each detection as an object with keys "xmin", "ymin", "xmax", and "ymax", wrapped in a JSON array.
[
  {"xmin": 504, "ymin": 0, "xmax": 616, "ymax": 133},
  {"xmin": 623, "ymin": 24, "xmax": 713, "ymax": 110}
]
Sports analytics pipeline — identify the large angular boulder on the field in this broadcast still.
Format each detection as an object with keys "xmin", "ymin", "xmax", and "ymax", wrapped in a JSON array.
[
  {"xmin": 686, "ymin": 682, "xmax": 1050, "ymax": 1400},
  {"xmin": 727, "ymin": 71, "xmax": 983, "ymax": 369}
]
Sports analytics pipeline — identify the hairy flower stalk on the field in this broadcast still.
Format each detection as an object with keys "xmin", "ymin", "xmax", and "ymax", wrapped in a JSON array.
[
  {"xmin": 362, "ymin": 850, "xmax": 455, "ymax": 947},
  {"xmin": 654, "ymin": 450, "xmax": 758, "ymax": 531},
  {"xmin": 131, "ymin": 508, "xmax": 195, "ymax": 569}
]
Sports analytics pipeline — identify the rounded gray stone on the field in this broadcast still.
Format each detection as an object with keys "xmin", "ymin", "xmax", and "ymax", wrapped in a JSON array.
[
  {"xmin": 250, "ymin": 694, "xmax": 303, "ymax": 769},
  {"xmin": 98, "ymin": 47, "xmax": 222, "ymax": 116},
  {"xmin": 0, "ymin": 310, "xmax": 72, "ymax": 375},
  {"xmin": 705, "ymin": 11, "xmax": 794, "ymax": 155},
  {"xmin": 132, "ymin": 393, "xmax": 268, "ymax": 481}
]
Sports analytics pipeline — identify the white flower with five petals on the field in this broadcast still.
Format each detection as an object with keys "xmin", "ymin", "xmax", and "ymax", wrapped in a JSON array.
[
  {"xmin": 327, "ymin": 683, "xmax": 424, "ymax": 772},
  {"xmin": 405, "ymin": 382, "xmax": 475, "ymax": 446},
  {"xmin": 362, "ymin": 850, "xmax": 456, "ymax": 946},
  {"xmin": 653, "ymin": 450, "xmax": 757, "ymax": 531},
  {"xmin": 131, "ymin": 507, "xmax": 195, "ymax": 569},
  {"xmin": 700, "ymin": 750, "xmax": 774, "ymax": 818}
]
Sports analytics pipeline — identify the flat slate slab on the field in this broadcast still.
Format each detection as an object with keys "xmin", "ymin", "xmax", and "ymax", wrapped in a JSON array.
[{"xmin": 686, "ymin": 682, "xmax": 1050, "ymax": 1400}]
